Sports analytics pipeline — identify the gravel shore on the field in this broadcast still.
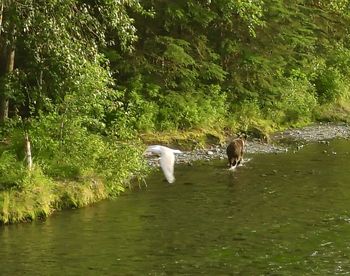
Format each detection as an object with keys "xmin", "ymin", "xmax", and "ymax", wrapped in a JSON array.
[{"xmin": 146, "ymin": 122, "xmax": 350, "ymax": 166}]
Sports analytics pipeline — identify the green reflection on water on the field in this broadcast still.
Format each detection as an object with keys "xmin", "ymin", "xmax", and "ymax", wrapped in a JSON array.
[{"xmin": 1, "ymin": 139, "xmax": 350, "ymax": 275}]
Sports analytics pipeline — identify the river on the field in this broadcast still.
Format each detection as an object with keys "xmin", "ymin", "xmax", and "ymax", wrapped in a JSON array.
[{"xmin": 1, "ymin": 139, "xmax": 350, "ymax": 275}]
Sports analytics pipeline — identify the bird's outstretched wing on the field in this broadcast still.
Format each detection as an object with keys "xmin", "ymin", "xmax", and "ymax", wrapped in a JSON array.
[{"xmin": 159, "ymin": 150, "xmax": 175, "ymax": 183}]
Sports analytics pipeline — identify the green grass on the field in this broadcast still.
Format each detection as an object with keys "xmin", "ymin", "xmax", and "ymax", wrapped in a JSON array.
[
  {"xmin": 0, "ymin": 168, "xmax": 110, "ymax": 224},
  {"xmin": 314, "ymin": 100, "xmax": 350, "ymax": 123}
]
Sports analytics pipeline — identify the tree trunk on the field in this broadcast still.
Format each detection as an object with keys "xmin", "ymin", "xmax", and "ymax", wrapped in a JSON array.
[
  {"xmin": 0, "ymin": 45, "xmax": 14, "ymax": 122},
  {"xmin": 0, "ymin": 2, "xmax": 15, "ymax": 123},
  {"xmin": 24, "ymin": 131, "xmax": 33, "ymax": 171},
  {"xmin": 0, "ymin": 3, "xmax": 3, "ymax": 34}
]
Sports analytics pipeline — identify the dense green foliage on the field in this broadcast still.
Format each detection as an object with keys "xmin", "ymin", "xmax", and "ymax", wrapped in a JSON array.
[
  {"xmin": 108, "ymin": 0, "xmax": 350, "ymax": 133},
  {"xmin": 1, "ymin": 0, "xmax": 350, "ymax": 223}
]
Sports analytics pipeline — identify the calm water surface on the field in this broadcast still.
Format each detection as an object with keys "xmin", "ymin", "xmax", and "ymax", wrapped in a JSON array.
[{"xmin": 1, "ymin": 140, "xmax": 350, "ymax": 275}]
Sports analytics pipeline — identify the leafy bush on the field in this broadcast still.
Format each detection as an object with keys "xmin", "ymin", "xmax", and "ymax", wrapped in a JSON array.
[
  {"xmin": 157, "ymin": 85, "xmax": 227, "ymax": 130},
  {"xmin": 313, "ymin": 67, "xmax": 345, "ymax": 104},
  {"xmin": 95, "ymin": 141, "xmax": 148, "ymax": 196},
  {"xmin": 225, "ymin": 99, "xmax": 274, "ymax": 139},
  {"xmin": 271, "ymin": 78, "xmax": 317, "ymax": 125},
  {"xmin": 126, "ymin": 89, "xmax": 160, "ymax": 132},
  {"xmin": 227, "ymin": 100, "xmax": 263, "ymax": 130},
  {"xmin": 314, "ymin": 100, "xmax": 350, "ymax": 122},
  {"xmin": 28, "ymin": 111, "xmax": 147, "ymax": 195},
  {"xmin": 0, "ymin": 151, "xmax": 27, "ymax": 190}
]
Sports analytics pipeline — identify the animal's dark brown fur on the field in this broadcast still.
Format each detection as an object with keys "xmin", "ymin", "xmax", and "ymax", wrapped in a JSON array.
[{"xmin": 226, "ymin": 138, "xmax": 245, "ymax": 168}]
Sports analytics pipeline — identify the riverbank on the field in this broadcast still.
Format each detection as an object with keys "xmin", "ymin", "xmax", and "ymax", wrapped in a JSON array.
[
  {"xmin": 2, "ymin": 122, "xmax": 349, "ymax": 224},
  {"xmin": 145, "ymin": 122, "xmax": 350, "ymax": 166}
]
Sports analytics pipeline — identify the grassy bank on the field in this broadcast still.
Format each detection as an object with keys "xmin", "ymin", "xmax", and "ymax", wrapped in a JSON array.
[
  {"xmin": 0, "ymin": 169, "xmax": 109, "ymax": 224},
  {"xmin": 140, "ymin": 99, "xmax": 350, "ymax": 148},
  {"xmin": 0, "ymin": 164, "xmax": 148, "ymax": 225},
  {"xmin": 0, "ymin": 160, "xmax": 148, "ymax": 224},
  {"xmin": 0, "ymin": 114, "xmax": 149, "ymax": 224}
]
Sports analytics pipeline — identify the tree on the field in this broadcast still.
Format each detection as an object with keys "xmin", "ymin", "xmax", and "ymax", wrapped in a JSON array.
[
  {"xmin": 0, "ymin": 0, "xmax": 144, "ymax": 122},
  {"xmin": 0, "ymin": 0, "xmax": 16, "ymax": 122}
]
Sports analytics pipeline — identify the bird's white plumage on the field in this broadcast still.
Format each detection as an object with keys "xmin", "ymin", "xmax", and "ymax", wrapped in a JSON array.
[{"xmin": 145, "ymin": 145, "xmax": 182, "ymax": 183}]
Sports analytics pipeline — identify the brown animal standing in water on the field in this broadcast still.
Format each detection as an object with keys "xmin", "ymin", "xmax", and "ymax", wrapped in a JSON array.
[{"xmin": 226, "ymin": 136, "xmax": 246, "ymax": 169}]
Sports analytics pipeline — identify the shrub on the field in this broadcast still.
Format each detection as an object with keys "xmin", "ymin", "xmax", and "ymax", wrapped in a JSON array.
[
  {"xmin": 0, "ymin": 167, "xmax": 57, "ymax": 223},
  {"xmin": 268, "ymin": 78, "xmax": 317, "ymax": 126},
  {"xmin": 313, "ymin": 67, "xmax": 345, "ymax": 104},
  {"xmin": 157, "ymin": 85, "xmax": 227, "ymax": 131},
  {"xmin": 0, "ymin": 151, "xmax": 27, "ymax": 190},
  {"xmin": 227, "ymin": 100, "xmax": 263, "ymax": 130},
  {"xmin": 28, "ymin": 112, "xmax": 147, "ymax": 195}
]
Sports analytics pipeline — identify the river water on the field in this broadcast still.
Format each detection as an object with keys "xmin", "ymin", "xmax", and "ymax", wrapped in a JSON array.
[{"xmin": 1, "ymin": 139, "xmax": 350, "ymax": 275}]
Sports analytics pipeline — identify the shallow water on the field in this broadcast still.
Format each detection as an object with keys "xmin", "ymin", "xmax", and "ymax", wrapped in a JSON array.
[{"xmin": 1, "ymin": 139, "xmax": 350, "ymax": 275}]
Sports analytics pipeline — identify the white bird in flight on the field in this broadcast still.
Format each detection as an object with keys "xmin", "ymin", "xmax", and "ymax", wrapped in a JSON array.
[{"xmin": 145, "ymin": 145, "xmax": 182, "ymax": 183}]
